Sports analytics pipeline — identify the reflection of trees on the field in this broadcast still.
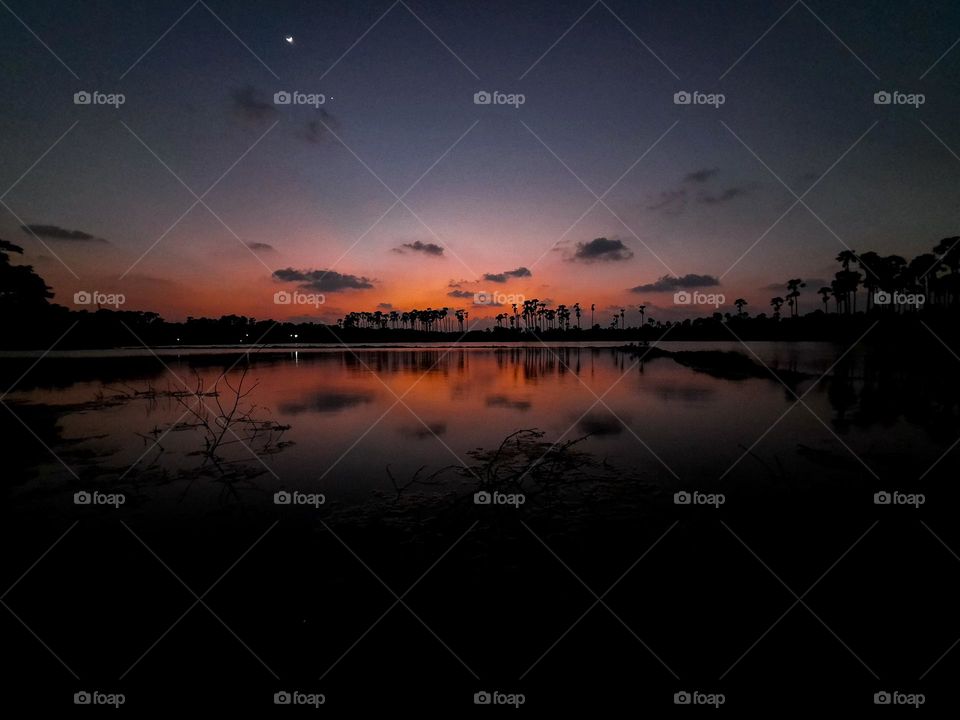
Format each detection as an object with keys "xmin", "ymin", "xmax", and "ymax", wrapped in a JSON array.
[{"xmin": 825, "ymin": 350, "xmax": 960, "ymax": 439}]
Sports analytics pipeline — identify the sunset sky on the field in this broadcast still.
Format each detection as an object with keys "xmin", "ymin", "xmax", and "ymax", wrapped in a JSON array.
[{"xmin": 1, "ymin": 0, "xmax": 959, "ymax": 325}]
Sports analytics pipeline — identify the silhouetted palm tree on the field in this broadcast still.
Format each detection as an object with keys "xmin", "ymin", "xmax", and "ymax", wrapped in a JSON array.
[
  {"xmin": 770, "ymin": 296, "xmax": 784, "ymax": 320},
  {"xmin": 817, "ymin": 287, "xmax": 831, "ymax": 313},
  {"xmin": 786, "ymin": 278, "xmax": 805, "ymax": 317}
]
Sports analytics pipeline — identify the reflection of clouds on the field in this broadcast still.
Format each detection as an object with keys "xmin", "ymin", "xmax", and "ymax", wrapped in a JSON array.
[
  {"xmin": 577, "ymin": 412, "xmax": 626, "ymax": 436},
  {"xmin": 279, "ymin": 391, "xmax": 374, "ymax": 415},
  {"xmin": 398, "ymin": 422, "xmax": 447, "ymax": 439},
  {"xmin": 644, "ymin": 384, "xmax": 717, "ymax": 403},
  {"xmin": 486, "ymin": 394, "xmax": 532, "ymax": 411}
]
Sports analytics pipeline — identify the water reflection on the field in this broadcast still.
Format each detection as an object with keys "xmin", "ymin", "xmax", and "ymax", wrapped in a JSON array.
[
  {"xmin": 279, "ymin": 390, "xmax": 376, "ymax": 415},
  {"xmin": 2, "ymin": 344, "xmax": 958, "ymax": 515}
]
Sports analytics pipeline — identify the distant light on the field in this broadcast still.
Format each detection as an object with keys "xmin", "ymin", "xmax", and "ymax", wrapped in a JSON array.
[{"xmin": 285, "ymin": 35, "xmax": 294, "ymax": 44}]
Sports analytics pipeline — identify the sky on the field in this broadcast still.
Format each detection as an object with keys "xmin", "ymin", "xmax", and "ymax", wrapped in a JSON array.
[{"xmin": 1, "ymin": 0, "xmax": 959, "ymax": 326}]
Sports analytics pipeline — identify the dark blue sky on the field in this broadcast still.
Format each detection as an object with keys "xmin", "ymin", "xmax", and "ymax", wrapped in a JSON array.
[{"xmin": 1, "ymin": 0, "xmax": 958, "ymax": 321}]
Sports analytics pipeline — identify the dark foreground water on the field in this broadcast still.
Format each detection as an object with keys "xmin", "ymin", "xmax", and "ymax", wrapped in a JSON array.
[{"xmin": 2, "ymin": 341, "xmax": 959, "ymax": 711}]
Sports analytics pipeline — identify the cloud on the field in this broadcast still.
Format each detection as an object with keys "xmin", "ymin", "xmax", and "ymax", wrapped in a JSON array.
[
  {"xmin": 649, "ymin": 168, "xmax": 725, "ymax": 215},
  {"xmin": 394, "ymin": 240, "xmax": 444, "ymax": 257},
  {"xmin": 483, "ymin": 266, "xmax": 531, "ymax": 283},
  {"xmin": 447, "ymin": 289, "xmax": 474, "ymax": 298},
  {"xmin": 630, "ymin": 274, "xmax": 721, "ymax": 293},
  {"xmin": 647, "ymin": 189, "xmax": 687, "ymax": 213},
  {"xmin": 377, "ymin": 302, "xmax": 393, "ymax": 310},
  {"xmin": 246, "ymin": 242, "xmax": 275, "ymax": 252},
  {"xmin": 20, "ymin": 224, "xmax": 106, "ymax": 243},
  {"xmin": 699, "ymin": 187, "xmax": 747, "ymax": 204},
  {"xmin": 571, "ymin": 237, "xmax": 633, "ymax": 262},
  {"xmin": 300, "ymin": 113, "xmax": 338, "ymax": 144},
  {"xmin": 684, "ymin": 168, "xmax": 719, "ymax": 183},
  {"xmin": 273, "ymin": 268, "xmax": 374, "ymax": 291},
  {"xmin": 230, "ymin": 85, "xmax": 277, "ymax": 123}
]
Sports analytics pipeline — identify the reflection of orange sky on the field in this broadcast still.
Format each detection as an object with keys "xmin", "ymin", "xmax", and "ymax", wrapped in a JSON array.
[{"xmin": 16, "ymin": 347, "xmax": 859, "ymax": 498}]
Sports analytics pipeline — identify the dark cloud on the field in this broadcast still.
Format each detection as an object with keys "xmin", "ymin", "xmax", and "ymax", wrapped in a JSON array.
[
  {"xmin": 20, "ymin": 224, "xmax": 106, "ymax": 243},
  {"xmin": 572, "ymin": 237, "xmax": 633, "ymax": 262},
  {"xmin": 300, "ymin": 113, "xmax": 338, "ymax": 144},
  {"xmin": 273, "ymin": 268, "xmax": 374, "ymax": 291},
  {"xmin": 699, "ymin": 187, "xmax": 747, "ymax": 204},
  {"xmin": 630, "ymin": 274, "xmax": 721, "ymax": 293},
  {"xmin": 246, "ymin": 242, "xmax": 275, "ymax": 252},
  {"xmin": 447, "ymin": 289, "xmax": 474, "ymax": 298},
  {"xmin": 647, "ymin": 189, "xmax": 687, "ymax": 213},
  {"xmin": 377, "ymin": 302, "xmax": 393, "ymax": 310},
  {"xmin": 230, "ymin": 85, "xmax": 277, "ymax": 123},
  {"xmin": 483, "ymin": 267, "xmax": 531, "ymax": 283},
  {"xmin": 394, "ymin": 240, "xmax": 445, "ymax": 257},
  {"xmin": 684, "ymin": 168, "xmax": 719, "ymax": 183},
  {"xmin": 650, "ymin": 168, "xmax": 724, "ymax": 215}
]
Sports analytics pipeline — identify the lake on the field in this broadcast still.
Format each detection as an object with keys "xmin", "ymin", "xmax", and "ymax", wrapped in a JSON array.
[
  {"xmin": 3, "ymin": 341, "xmax": 950, "ymax": 517},
  {"xmin": 3, "ymin": 340, "xmax": 959, "ymax": 711}
]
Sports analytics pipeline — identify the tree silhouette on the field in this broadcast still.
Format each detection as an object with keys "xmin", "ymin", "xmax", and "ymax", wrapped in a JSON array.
[
  {"xmin": 769, "ymin": 296, "xmax": 784, "ymax": 320},
  {"xmin": 786, "ymin": 278, "xmax": 805, "ymax": 317},
  {"xmin": 817, "ymin": 286, "xmax": 831, "ymax": 313},
  {"xmin": 0, "ymin": 238, "xmax": 53, "ymax": 312}
]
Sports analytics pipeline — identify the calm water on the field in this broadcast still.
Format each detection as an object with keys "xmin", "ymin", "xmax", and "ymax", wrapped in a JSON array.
[{"xmin": 3, "ymin": 342, "xmax": 947, "ymax": 514}]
